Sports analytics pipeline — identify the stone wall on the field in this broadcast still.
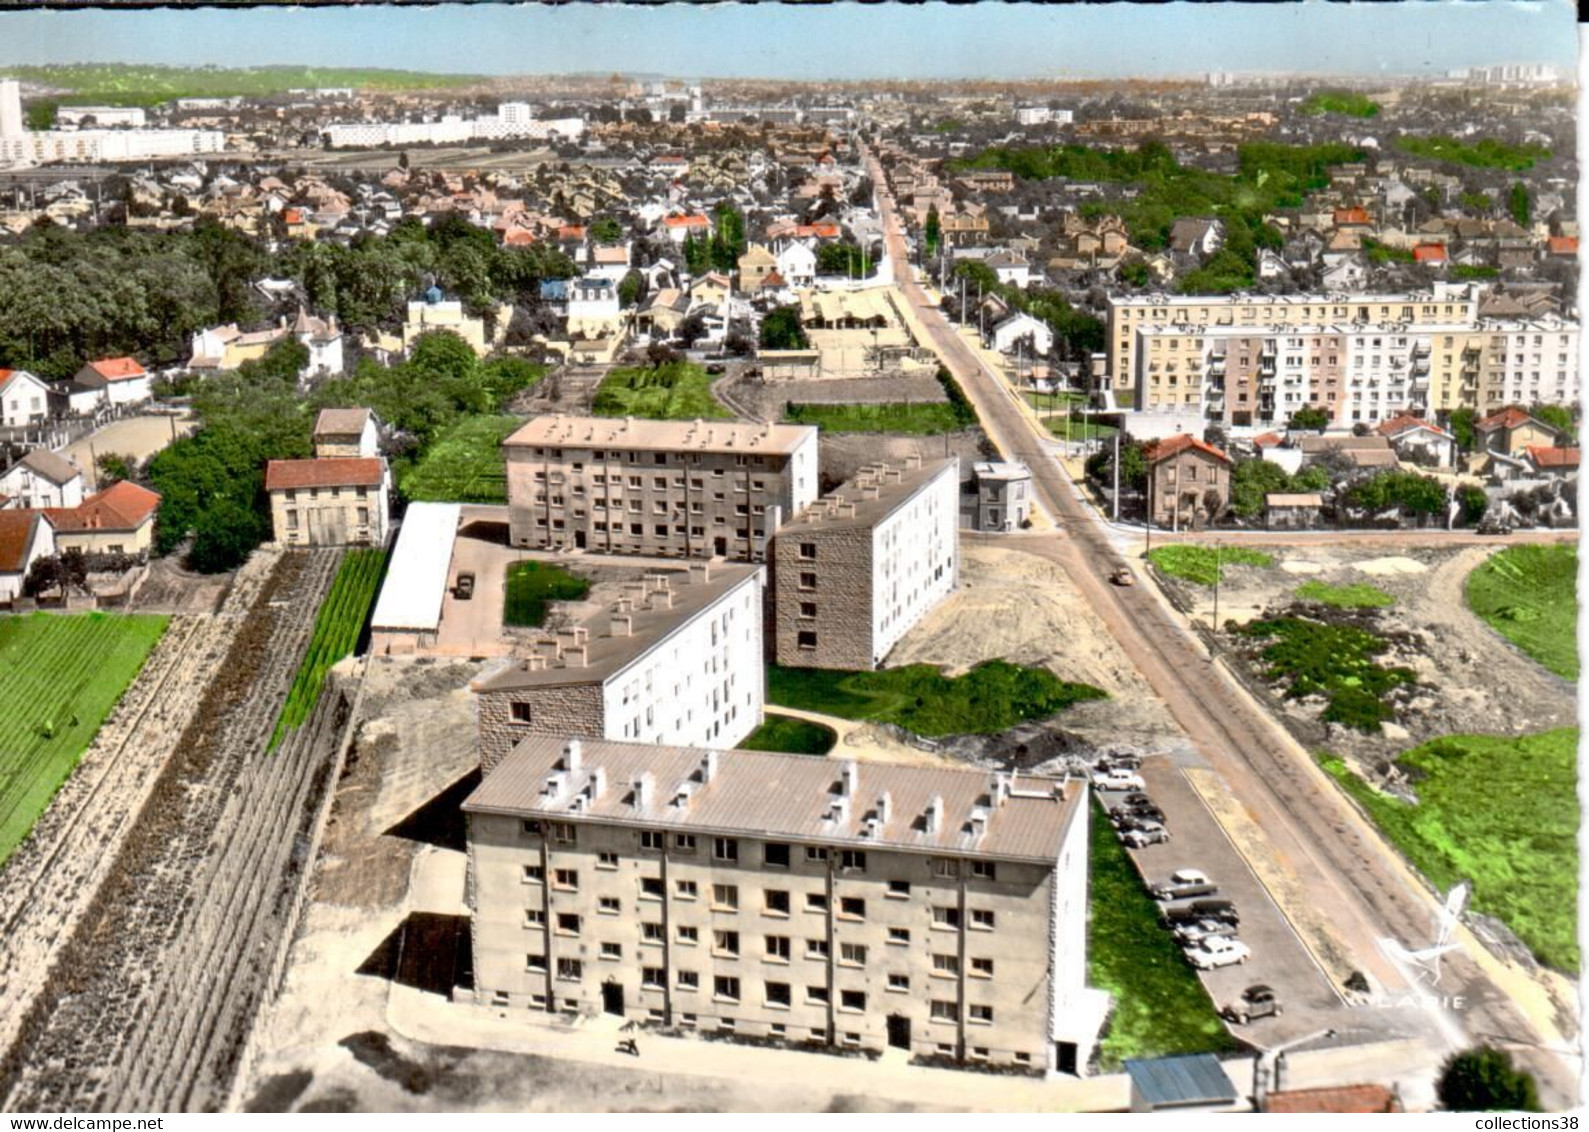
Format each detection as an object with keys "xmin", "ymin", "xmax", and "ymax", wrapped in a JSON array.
[
  {"xmin": 769, "ymin": 525, "xmax": 875, "ymax": 670},
  {"xmin": 477, "ymin": 683, "xmax": 606, "ymax": 772}
]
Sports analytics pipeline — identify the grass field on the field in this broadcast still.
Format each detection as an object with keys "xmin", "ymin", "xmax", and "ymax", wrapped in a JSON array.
[
  {"xmin": 1464, "ymin": 544, "xmax": 1578, "ymax": 679},
  {"xmin": 8, "ymin": 63, "xmax": 481, "ymax": 107},
  {"xmin": 1397, "ymin": 135, "xmax": 1552, "ymax": 171},
  {"xmin": 1087, "ymin": 798, "xmax": 1237, "ymax": 1070},
  {"xmin": 782, "ymin": 401, "xmax": 968, "ymax": 435},
  {"xmin": 0, "ymin": 612, "xmax": 168, "ymax": 864},
  {"xmin": 1301, "ymin": 92, "xmax": 1381, "ymax": 118},
  {"xmin": 737, "ymin": 714, "xmax": 837, "ymax": 756},
  {"xmin": 1295, "ymin": 580, "xmax": 1396, "ymax": 609},
  {"xmin": 399, "ymin": 414, "xmax": 521, "ymax": 504},
  {"xmin": 1045, "ymin": 417, "xmax": 1118, "ymax": 441},
  {"xmin": 504, "ymin": 561, "xmax": 591, "ymax": 628},
  {"xmin": 1147, "ymin": 544, "xmax": 1274, "ymax": 586},
  {"xmin": 270, "ymin": 549, "xmax": 387, "ymax": 750},
  {"xmin": 1240, "ymin": 615, "xmax": 1415, "ymax": 733},
  {"xmin": 766, "ymin": 661, "xmax": 1105, "ymax": 738},
  {"xmin": 592, "ymin": 362, "xmax": 732, "ymax": 421},
  {"xmin": 1319, "ymin": 728, "xmax": 1579, "ymax": 970}
]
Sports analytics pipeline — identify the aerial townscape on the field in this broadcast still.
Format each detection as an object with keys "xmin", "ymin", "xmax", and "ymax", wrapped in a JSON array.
[{"xmin": 0, "ymin": 1, "xmax": 1578, "ymax": 1117}]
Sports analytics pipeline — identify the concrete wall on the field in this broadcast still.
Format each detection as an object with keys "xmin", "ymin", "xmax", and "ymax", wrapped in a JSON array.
[{"xmin": 871, "ymin": 461, "xmax": 959, "ymax": 664}]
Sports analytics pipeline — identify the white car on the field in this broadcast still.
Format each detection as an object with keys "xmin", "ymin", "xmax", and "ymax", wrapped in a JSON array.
[
  {"xmin": 1094, "ymin": 770, "xmax": 1146, "ymax": 792},
  {"xmin": 1173, "ymin": 918, "xmax": 1235, "ymax": 946},
  {"xmin": 1184, "ymin": 936, "xmax": 1251, "ymax": 969},
  {"xmin": 1120, "ymin": 823, "xmax": 1170, "ymax": 848}
]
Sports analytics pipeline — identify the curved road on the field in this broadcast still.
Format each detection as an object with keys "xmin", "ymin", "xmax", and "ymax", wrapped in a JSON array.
[{"xmin": 863, "ymin": 145, "xmax": 1577, "ymax": 1106}]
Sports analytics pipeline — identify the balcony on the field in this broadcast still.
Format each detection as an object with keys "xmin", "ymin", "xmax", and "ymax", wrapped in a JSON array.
[{"xmin": 1412, "ymin": 343, "xmax": 1431, "ymax": 358}]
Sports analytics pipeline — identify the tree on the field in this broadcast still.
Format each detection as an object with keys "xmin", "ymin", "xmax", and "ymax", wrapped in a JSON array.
[
  {"xmin": 96, "ymin": 452, "xmax": 136, "ymax": 487},
  {"xmin": 758, "ymin": 305, "xmax": 808, "ymax": 351},
  {"xmin": 709, "ymin": 203, "xmax": 746, "ymax": 273},
  {"xmin": 1508, "ymin": 182, "xmax": 1532, "ymax": 229},
  {"xmin": 1532, "ymin": 403, "xmax": 1575, "ymax": 440},
  {"xmin": 1449, "ymin": 406, "xmax": 1478, "ymax": 450},
  {"xmin": 1436, "ymin": 1047, "xmax": 1540, "ymax": 1112},
  {"xmin": 924, "ymin": 204, "xmax": 942, "ymax": 258},
  {"xmin": 590, "ymin": 216, "xmax": 623, "ymax": 245},
  {"xmin": 618, "ymin": 268, "xmax": 646, "ymax": 309},
  {"xmin": 1288, "ymin": 405, "xmax": 1330, "ymax": 431},
  {"xmin": 1458, "ymin": 484, "xmax": 1488, "ymax": 526},
  {"xmin": 187, "ymin": 496, "xmax": 268, "ymax": 575}
]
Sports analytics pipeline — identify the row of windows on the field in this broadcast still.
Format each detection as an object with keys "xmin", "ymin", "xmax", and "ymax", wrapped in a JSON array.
[{"xmin": 527, "ymin": 448, "xmax": 774, "ymax": 469}]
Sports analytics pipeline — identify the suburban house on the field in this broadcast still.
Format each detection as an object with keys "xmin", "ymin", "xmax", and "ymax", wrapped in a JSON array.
[
  {"xmin": 1376, "ymin": 414, "xmax": 1457, "ymax": 468},
  {"xmin": 635, "ymin": 289, "xmax": 693, "ymax": 340},
  {"xmin": 0, "ymin": 509, "xmax": 55, "ymax": 602},
  {"xmin": 1144, "ymin": 435, "xmax": 1231, "ymax": 529},
  {"xmin": 189, "ymin": 311, "xmax": 345, "ymax": 378},
  {"xmin": 263, "ymin": 456, "xmax": 390, "ymax": 547},
  {"xmin": 471, "ymin": 561, "xmax": 766, "ymax": 765},
  {"xmin": 661, "ymin": 213, "xmax": 711, "ymax": 245},
  {"xmin": 985, "ymin": 249, "xmax": 1033, "ymax": 289},
  {"xmin": 1298, "ymin": 434, "xmax": 1398, "ymax": 471},
  {"xmin": 988, "ymin": 311, "xmax": 1054, "ymax": 357},
  {"xmin": 566, "ymin": 277, "xmax": 625, "ymax": 340},
  {"xmin": 966, "ymin": 461, "xmax": 1033, "ymax": 533},
  {"xmin": 767, "ymin": 457, "xmax": 960, "ymax": 671},
  {"xmin": 312, "ymin": 407, "xmax": 380, "ymax": 459},
  {"xmin": 48, "ymin": 375, "xmax": 105, "ymax": 418},
  {"xmin": 0, "ymin": 369, "xmax": 53, "ymax": 427},
  {"xmin": 404, "ymin": 293, "xmax": 495, "ymax": 357},
  {"xmin": 74, "ymin": 357, "xmax": 151, "ymax": 406},
  {"xmin": 0, "ymin": 449, "xmax": 83, "ymax": 510},
  {"xmin": 463, "ymin": 737, "xmax": 1102, "ymax": 1074},
  {"xmin": 1475, "ymin": 406, "xmax": 1566, "ymax": 458},
  {"xmin": 46, "ymin": 480, "xmax": 162, "ymax": 556},
  {"xmin": 736, "ymin": 244, "xmax": 778, "ymax": 291},
  {"xmin": 1168, "ymin": 217, "xmax": 1225, "ymax": 258},
  {"xmin": 1524, "ymin": 445, "xmax": 1580, "ymax": 479},
  {"xmin": 775, "ymin": 240, "xmax": 817, "ymax": 288}
]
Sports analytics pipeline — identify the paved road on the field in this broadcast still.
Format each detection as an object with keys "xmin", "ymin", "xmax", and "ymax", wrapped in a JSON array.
[{"xmin": 864, "ymin": 147, "xmax": 1578, "ymax": 1107}]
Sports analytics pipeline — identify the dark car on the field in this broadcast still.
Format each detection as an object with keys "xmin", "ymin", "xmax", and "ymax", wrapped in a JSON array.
[
  {"xmin": 454, "ymin": 571, "xmax": 476, "ymax": 600},
  {"xmin": 1114, "ymin": 814, "xmax": 1167, "ymax": 834},
  {"xmin": 1112, "ymin": 804, "xmax": 1166, "ymax": 826},
  {"xmin": 1222, "ymin": 984, "xmax": 1282, "ymax": 1025},
  {"xmin": 1119, "ymin": 792, "xmax": 1153, "ymax": 808},
  {"xmin": 1163, "ymin": 900, "xmax": 1239, "ymax": 928}
]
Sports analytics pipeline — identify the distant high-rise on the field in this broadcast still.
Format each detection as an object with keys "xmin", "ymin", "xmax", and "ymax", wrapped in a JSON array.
[{"xmin": 0, "ymin": 79, "xmax": 23, "ymax": 138}]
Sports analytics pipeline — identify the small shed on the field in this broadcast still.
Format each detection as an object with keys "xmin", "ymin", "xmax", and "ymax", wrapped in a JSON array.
[
  {"xmin": 1125, "ymin": 1053, "xmax": 1240, "ymax": 1113},
  {"xmin": 1265, "ymin": 491, "xmax": 1324, "ymax": 530},
  {"xmin": 370, "ymin": 502, "xmax": 461, "ymax": 655}
]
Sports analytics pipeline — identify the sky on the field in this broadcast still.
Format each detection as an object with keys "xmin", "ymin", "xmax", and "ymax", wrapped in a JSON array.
[{"xmin": 0, "ymin": 2, "xmax": 1576, "ymax": 82}]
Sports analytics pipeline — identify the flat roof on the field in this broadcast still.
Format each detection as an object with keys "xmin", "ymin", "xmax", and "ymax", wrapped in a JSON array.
[
  {"xmin": 503, "ymin": 415, "xmax": 816, "ymax": 458},
  {"xmin": 472, "ymin": 560, "xmax": 762, "ymax": 692},
  {"xmin": 370, "ymin": 502, "xmax": 460, "ymax": 632},
  {"xmin": 464, "ymin": 735, "xmax": 1083, "ymax": 863},
  {"xmin": 780, "ymin": 456, "xmax": 957, "ymax": 535},
  {"xmin": 1125, "ymin": 1055, "xmax": 1238, "ymax": 1108}
]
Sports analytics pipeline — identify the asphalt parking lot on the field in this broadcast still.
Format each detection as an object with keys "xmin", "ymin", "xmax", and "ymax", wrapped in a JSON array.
[{"xmin": 1098, "ymin": 754, "xmax": 1360, "ymax": 1049}]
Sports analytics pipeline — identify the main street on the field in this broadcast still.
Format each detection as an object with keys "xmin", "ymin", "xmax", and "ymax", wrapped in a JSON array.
[{"xmin": 861, "ymin": 144, "xmax": 1578, "ymax": 1107}]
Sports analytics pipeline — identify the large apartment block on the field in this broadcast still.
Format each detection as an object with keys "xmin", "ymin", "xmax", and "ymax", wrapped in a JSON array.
[
  {"xmin": 768, "ymin": 456, "xmax": 959, "ymax": 670},
  {"xmin": 503, "ymin": 415, "xmax": 820, "ymax": 562},
  {"xmin": 463, "ymin": 736, "xmax": 1101, "ymax": 1073},
  {"xmin": 473, "ymin": 561, "xmax": 765, "ymax": 770}
]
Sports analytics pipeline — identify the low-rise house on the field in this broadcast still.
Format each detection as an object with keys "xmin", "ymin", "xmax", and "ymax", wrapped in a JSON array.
[
  {"xmin": 1144, "ymin": 435, "xmax": 1231, "ymax": 529},
  {"xmin": 264, "ymin": 456, "xmax": 390, "ymax": 547},
  {"xmin": 1264, "ymin": 491, "xmax": 1324, "ymax": 530},
  {"xmin": 0, "ymin": 509, "xmax": 55, "ymax": 602},
  {"xmin": 985, "ymin": 248, "xmax": 1033, "ymax": 289},
  {"xmin": 0, "ymin": 369, "xmax": 53, "ymax": 427},
  {"xmin": 566, "ymin": 277, "xmax": 625, "ymax": 340},
  {"xmin": 48, "ymin": 378, "xmax": 104, "ymax": 419},
  {"xmin": 1376, "ymin": 413, "xmax": 1457, "ymax": 468},
  {"xmin": 1168, "ymin": 217, "xmax": 1224, "ymax": 259},
  {"xmin": 1298, "ymin": 434, "xmax": 1398, "ymax": 471},
  {"xmin": 967, "ymin": 461, "xmax": 1032, "ymax": 532},
  {"xmin": 1412, "ymin": 242, "xmax": 1448, "ymax": 267},
  {"xmin": 0, "ymin": 450, "xmax": 83, "ymax": 509},
  {"xmin": 736, "ymin": 244, "xmax": 778, "ymax": 291},
  {"xmin": 776, "ymin": 240, "xmax": 817, "ymax": 288},
  {"xmin": 662, "ymin": 213, "xmax": 711, "ymax": 244},
  {"xmin": 46, "ymin": 480, "xmax": 161, "ymax": 556},
  {"xmin": 988, "ymin": 312, "xmax": 1054, "ymax": 357},
  {"xmin": 1475, "ymin": 407, "xmax": 1565, "ymax": 458},
  {"xmin": 635, "ymin": 289, "xmax": 692, "ymax": 340},
  {"xmin": 1524, "ymin": 445, "xmax": 1579, "ymax": 479},
  {"xmin": 312, "ymin": 407, "xmax": 379, "ymax": 459}
]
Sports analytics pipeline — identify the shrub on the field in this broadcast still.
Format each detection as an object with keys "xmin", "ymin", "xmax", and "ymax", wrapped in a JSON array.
[{"xmin": 1437, "ymin": 1047, "xmax": 1541, "ymax": 1112}]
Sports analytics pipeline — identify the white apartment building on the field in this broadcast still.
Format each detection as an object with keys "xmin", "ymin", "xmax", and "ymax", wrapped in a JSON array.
[
  {"xmin": 323, "ymin": 107, "xmax": 585, "ymax": 149},
  {"xmin": 0, "ymin": 128, "xmax": 225, "ymax": 166},
  {"xmin": 473, "ymin": 561, "xmax": 766, "ymax": 770},
  {"xmin": 56, "ymin": 106, "xmax": 147, "ymax": 128},
  {"xmin": 0, "ymin": 79, "xmax": 22, "ymax": 139}
]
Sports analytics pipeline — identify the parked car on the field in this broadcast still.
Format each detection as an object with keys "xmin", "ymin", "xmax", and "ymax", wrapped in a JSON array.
[
  {"xmin": 1093, "ymin": 754, "xmax": 1141, "ymax": 773},
  {"xmin": 1110, "ymin": 567, "xmax": 1135, "ymax": 587},
  {"xmin": 1222, "ymin": 984, "xmax": 1282, "ymax": 1025},
  {"xmin": 454, "ymin": 571, "xmax": 476, "ymax": 600},
  {"xmin": 1119, "ymin": 792, "xmax": 1153, "ymax": 808},
  {"xmin": 1111, "ymin": 802, "xmax": 1166, "ymax": 824},
  {"xmin": 1173, "ymin": 918, "xmax": 1236, "ymax": 945},
  {"xmin": 1185, "ymin": 936, "xmax": 1251, "ymax": 969},
  {"xmin": 1120, "ymin": 823, "xmax": 1171, "ymax": 848},
  {"xmin": 1152, "ymin": 868, "xmax": 1219, "ymax": 902},
  {"xmin": 1163, "ymin": 900, "xmax": 1239, "ymax": 928},
  {"xmin": 1094, "ymin": 770, "xmax": 1146, "ymax": 792}
]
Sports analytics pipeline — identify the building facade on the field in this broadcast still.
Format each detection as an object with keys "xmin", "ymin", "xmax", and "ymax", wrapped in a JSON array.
[
  {"xmin": 463, "ymin": 737, "xmax": 1100, "ymax": 1073},
  {"xmin": 1144, "ymin": 435, "xmax": 1231, "ymax": 529},
  {"xmin": 967, "ymin": 461, "xmax": 1032, "ymax": 533},
  {"xmin": 473, "ymin": 561, "xmax": 766, "ymax": 769},
  {"xmin": 768, "ymin": 456, "xmax": 959, "ymax": 671},
  {"xmin": 504, "ymin": 416, "xmax": 819, "ymax": 562},
  {"xmin": 264, "ymin": 457, "xmax": 390, "ymax": 547}
]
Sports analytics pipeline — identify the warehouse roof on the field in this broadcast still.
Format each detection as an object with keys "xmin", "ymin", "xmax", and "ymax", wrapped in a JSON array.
[
  {"xmin": 1125, "ymin": 1055, "xmax": 1238, "ymax": 1109},
  {"xmin": 370, "ymin": 502, "xmax": 460, "ymax": 632}
]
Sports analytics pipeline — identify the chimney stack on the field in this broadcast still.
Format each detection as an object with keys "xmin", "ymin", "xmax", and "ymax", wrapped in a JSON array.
[
  {"xmin": 839, "ymin": 759, "xmax": 859, "ymax": 798},
  {"xmin": 588, "ymin": 766, "xmax": 606, "ymax": 801},
  {"xmin": 700, "ymin": 749, "xmax": 719, "ymax": 784},
  {"xmin": 564, "ymin": 738, "xmax": 582, "ymax": 774},
  {"xmin": 631, "ymin": 772, "xmax": 654, "ymax": 809},
  {"xmin": 875, "ymin": 790, "xmax": 892, "ymax": 827},
  {"xmin": 925, "ymin": 794, "xmax": 943, "ymax": 834},
  {"xmin": 610, "ymin": 610, "xmax": 632, "ymax": 637}
]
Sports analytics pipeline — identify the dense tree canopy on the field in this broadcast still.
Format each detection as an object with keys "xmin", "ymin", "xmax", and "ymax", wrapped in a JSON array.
[{"xmin": 759, "ymin": 305, "xmax": 809, "ymax": 351}]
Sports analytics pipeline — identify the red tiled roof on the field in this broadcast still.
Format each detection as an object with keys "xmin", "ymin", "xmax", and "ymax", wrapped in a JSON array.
[
  {"xmin": 663, "ymin": 214, "xmax": 710, "ymax": 229},
  {"xmin": 759, "ymin": 270, "xmax": 786, "ymax": 289},
  {"xmin": 283, "ymin": 208, "xmax": 305, "ymax": 224},
  {"xmin": 0, "ymin": 509, "xmax": 49, "ymax": 573},
  {"xmin": 1547, "ymin": 236, "xmax": 1578, "ymax": 256},
  {"xmin": 1526, "ymin": 445, "xmax": 1579, "ymax": 469},
  {"xmin": 265, "ymin": 457, "xmax": 384, "ymax": 491},
  {"xmin": 1264, "ymin": 1085, "xmax": 1401, "ymax": 1114},
  {"xmin": 557, "ymin": 225, "xmax": 586, "ymax": 241},
  {"xmin": 45, "ymin": 480, "xmax": 161, "ymax": 533},
  {"xmin": 1333, "ymin": 207, "xmax": 1371, "ymax": 226},
  {"xmin": 85, "ymin": 357, "xmax": 146, "ymax": 382},
  {"xmin": 503, "ymin": 229, "xmax": 538, "ymax": 247},
  {"xmin": 1476, "ymin": 406, "xmax": 1538, "ymax": 432},
  {"xmin": 1145, "ymin": 434, "xmax": 1231, "ymax": 465},
  {"xmin": 1412, "ymin": 243, "xmax": 1448, "ymax": 263},
  {"xmin": 1376, "ymin": 413, "xmax": 1445, "ymax": 438},
  {"xmin": 1252, "ymin": 432, "xmax": 1284, "ymax": 448}
]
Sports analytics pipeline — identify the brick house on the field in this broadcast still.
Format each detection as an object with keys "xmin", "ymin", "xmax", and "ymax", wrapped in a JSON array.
[
  {"xmin": 264, "ymin": 456, "xmax": 390, "ymax": 546},
  {"xmin": 1475, "ymin": 406, "xmax": 1566, "ymax": 458},
  {"xmin": 1144, "ymin": 435, "xmax": 1231, "ymax": 529}
]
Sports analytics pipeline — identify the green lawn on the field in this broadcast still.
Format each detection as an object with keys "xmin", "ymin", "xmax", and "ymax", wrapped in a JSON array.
[
  {"xmin": 1319, "ymin": 729, "xmax": 1579, "ymax": 970},
  {"xmin": 766, "ymin": 661, "xmax": 1105, "ymax": 738},
  {"xmin": 782, "ymin": 401, "xmax": 967, "ymax": 435},
  {"xmin": 1464, "ymin": 544, "xmax": 1578, "ymax": 679},
  {"xmin": 6, "ymin": 63, "xmax": 480, "ymax": 107},
  {"xmin": 1301, "ymin": 92, "xmax": 1381, "ymax": 118},
  {"xmin": 1087, "ymin": 798, "xmax": 1237, "ymax": 1070},
  {"xmin": 1023, "ymin": 390, "xmax": 1088, "ymax": 411},
  {"xmin": 1240, "ymin": 616, "xmax": 1415, "ymax": 733},
  {"xmin": 400, "ymin": 414, "xmax": 521, "ymax": 504},
  {"xmin": 592, "ymin": 361, "xmax": 732, "ymax": 421},
  {"xmin": 0, "ymin": 612, "xmax": 168, "ymax": 864},
  {"xmin": 1045, "ymin": 417, "xmax": 1118, "ymax": 441},
  {"xmin": 737, "ymin": 714, "xmax": 837, "ymax": 756},
  {"xmin": 1147, "ymin": 544, "xmax": 1274, "ymax": 586},
  {"xmin": 1295, "ymin": 580, "xmax": 1396, "ymax": 609},
  {"xmin": 1397, "ymin": 135, "xmax": 1552, "ymax": 171},
  {"xmin": 503, "ymin": 561, "xmax": 591, "ymax": 628}
]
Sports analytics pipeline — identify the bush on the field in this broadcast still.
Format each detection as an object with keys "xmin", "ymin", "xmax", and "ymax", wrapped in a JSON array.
[
  {"xmin": 1239, "ymin": 616, "xmax": 1415, "ymax": 732},
  {"xmin": 1147, "ymin": 544, "xmax": 1273, "ymax": 586},
  {"xmin": 1437, "ymin": 1047, "xmax": 1541, "ymax": 1112}
]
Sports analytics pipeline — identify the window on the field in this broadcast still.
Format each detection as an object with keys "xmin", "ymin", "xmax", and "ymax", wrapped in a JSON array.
[
  {"xmin": 840, "ymin": 850, "xmax": 867, "ymax": 873},
  {"xmin": 556, "ymin": 958, "xmax": 582, "ymax": 982},
  {"xmin": 932, "ymin": 953, "xmax": 959, "ymax": 977},
  {"xmin": 598, "ymin": 896, "xmax": 620, "ymax": 915},
  {"xmin": 970, "ymin": 909, "xmax": 996, "ymax": 931},
  {"xmin": 838, "ymin": 897, "xmax": 865, "ymax": 921},
  {"xmin": 642, "ymin": 967, "xmax": 666, "ymax": 990},
  {"xmin": 797, "ymin": 630, "xmax": 818, "ymax": 650},
  {"xmin": 519, "ymin": 819, "xmax": 542, "ymax": 836},
  {"xmin": 763, "ymin": 842, "xmax": 791, "ymax": 868},
  {"xmin": 550, "ymin": 823, "xmax": 577, "ymax": 845},
  {"xmin": 887, "ymin": 927, "xmax": 911, "ymax": 945},
  {"xmin": 676, "ymin": 925, "xmax": 699, "ymax": 945},
  {"xmin": 971, "ymin": 957, "xmax": 994, "ymax": 978},
  {"xmin": 526, "ymin": 953, "xmax": 547, "ymax": 973},
  {"xmin": 599, "ymin": 941, "xmax": 622, "ymax": 960},
  {"xmin": 839, "ymin": 942, "xmax": 867, "ymax": 967},
  {"xmin": 887, "ymin": 880, "xmax": 910, "ymax": 898},
  {"xmin": 840, "ymin": 990, "xmax": 866, "ymax": 1013},
  {"xmin": 805, "ymin": 846, "xmax": 829, "ymax": 863},
  {"xmin": 677, "ymin": 970, "xmax": 699, "ymax": 990},
  {"xmin": 714, "ymin": 976, "xmax": 741, "ymax": 1003},
  {"xmin": 887, "ymin": 974, "xmax": 910, "ymax": 992},
  {"xmin": 556, "ymin": 913, "xmax": 581, "ymax": 935},
  {"xmin": 675, "ymin": 879, "xmax": 698, "ymax": 899},
  {"xmin": 930, "ymin": 1000, "xmax": 958, "ymax": 1022},
  {"xmin": 798, "ymin": 541, "xmax": 817, "ymax": 560},
  {"xmin": 798, "ymin": 571, "xmax": 817, "ymax": 590},
  {"xmin": 553, "ymin": 869, "xmax": 578, "ymax": 891},
  {"xmin": 640, "ymin": 830, "xmax": 663, "ymax": 852},
  {"xmin": 765, "ymin": 981, "xmax": 792, "ymax": 1007},
  {"xmin": 640, "ymin": 876, "xmax": 664, "ymax": 899},
  {"xmin": 510, "ymin": 702, "xmax": 533, "ymax": 724},
  {"xmin": 713, "ymin": 837, "xmax": 739, "ymax": 862},
  {"xmin": 764, "ymin": 889, "xmax": 791, "ymax": 916},
  {"xmin": 713, "ymin": 930, "xmax": 740, "ymax": 957},
  {"xmin": 969, "ymin": 1004, "xmax": 994, "ymax": 1024},
  {"xmin": 596, "ymin": 853, "xmax": 619, "ymax": 870},
  {"xmin": 712, "ymin": 884, "xmax": 739, "ymax": 911},
  {"xmin": 805, "ymin": 938, "xmax": 830, "ymax": 959},
  {"xmin": 806, "ymin": 986, "xmax": 831, "ymax": 1005},
  {"xmin": 675, "ymin": 834, "xmax": 697, "ymax": 852},
  {"xmin": 765, "ymin": 935, "xmax": 791, "ymax": 961},
  {"xmin": 932, "ymin": 906, "xmax": 961, "ymax": 929},
  {"xmin": 524, "ymin": 908, "xmax": 545, "ymax": 927},
  {"xmin": 522, "ymin": 865, "xmax": 544, "ymax": 883},
  {"xmin": 641, "ymin": 922, "xmax": 664, "ymax": 943},
  {"xmin": 805, "ymin": 893, "xmax": 828, "ymax": 912}
]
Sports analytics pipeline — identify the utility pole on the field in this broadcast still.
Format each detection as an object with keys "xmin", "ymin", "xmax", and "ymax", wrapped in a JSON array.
[
  {"xmin": 1111, "ymin": 431, "xmax": 1120, "ymax": 522},
  {"xmin": 1212, "ymin": 539, "xmax": 1221, "ymax": 634}
]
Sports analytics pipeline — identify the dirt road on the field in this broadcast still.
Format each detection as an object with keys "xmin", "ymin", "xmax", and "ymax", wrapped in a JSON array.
[{"xmin": 57, "ymin": 411, "xmax": 195, "ymax": 490}]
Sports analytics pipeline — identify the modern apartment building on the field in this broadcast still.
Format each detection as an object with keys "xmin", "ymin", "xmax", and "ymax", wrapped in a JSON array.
[
  {"xmin": 503, "ymin": 415, "xmax": 820, "ymax": 562},
  {"xmin": 768, "ymin": 456, "xmax": 959, "ymax": 670},
  {"xmin": 473, "ymin": 560, "xmax": 765, "ymax": 770},
  {"xmin": 463, "ymin": 736, "xmax": 1101, "ymax": 1073}
]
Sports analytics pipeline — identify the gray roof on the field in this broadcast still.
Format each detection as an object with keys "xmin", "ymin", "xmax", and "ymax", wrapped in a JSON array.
[
  {"xmin": 18, "ymin": 449, "xmax": 81, "ymax": 485},
  {"xmin": 313, "ymin": 407, "xmax": 372, "ymax": 438},
  {"xmin": 1125, "ymin": 1054, "xmax": 1238, "ymax": 1108},
  {"xmin": 779, "ymin": 457, "xmax": 957, "ymax": 536}
]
